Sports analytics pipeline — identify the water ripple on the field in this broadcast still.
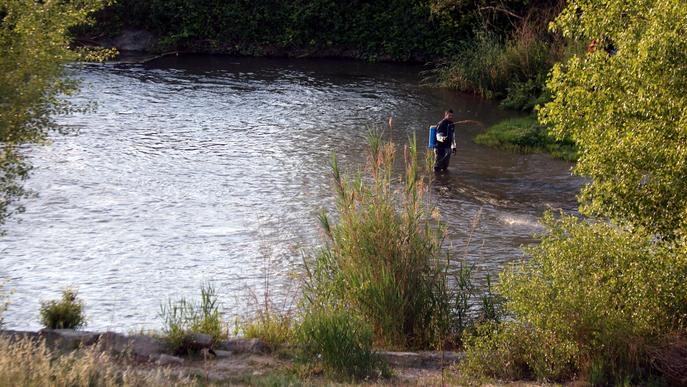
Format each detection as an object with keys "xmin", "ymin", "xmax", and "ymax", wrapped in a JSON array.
[{"xmin": 0, "ymin": 56, "xmax": 582, "ymax": 331}]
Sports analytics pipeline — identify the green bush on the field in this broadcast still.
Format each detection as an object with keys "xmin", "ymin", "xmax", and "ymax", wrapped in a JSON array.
[
  {"xmin": 462, "ymin": 321, "xmax": 578, "ymax": 382},
  {"xmin": 500, "ymin": 74, "xmax": 551, "ymax": 111},
  {"xmin": 539, "ymin": 0, "xmax": 687, "ymax": 240},
  {"xmin": 295, "ymin": 307, "xmax": 386, "ymax": 381},
  {"xmin": 39, "ymin": 288, "xmax": 86, "ymax": 330},
  {"xmin": 474, "ymin": 116, "xmax": 577, "ymax": 161},
  {"xmin": 159, "ymin": 285, "xmax": 225, "ymax": 354},
  {"xmin": 0, "ymin": 0, "xmax": 107, "ymax": 230},
  {"xmin": 465, "ymin": 214, "xmax": 687, "ymax": 384},
  {"xmin": 302, "ymin": 132, "xmax": 451, "ymax": 349}
]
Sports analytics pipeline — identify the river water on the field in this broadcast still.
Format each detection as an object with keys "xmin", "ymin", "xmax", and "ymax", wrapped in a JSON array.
[{"xmin": 0, "ymin": 56, "xmax": 582, "ymax": 331}]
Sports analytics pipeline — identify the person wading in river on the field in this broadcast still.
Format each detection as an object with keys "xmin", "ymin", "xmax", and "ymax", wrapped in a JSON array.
[{"xmin": 434, "ymin": 109, "xmax": 456, "ymax": 172}]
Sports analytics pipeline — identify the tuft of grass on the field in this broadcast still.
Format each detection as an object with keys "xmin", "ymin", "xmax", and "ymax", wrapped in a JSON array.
[
  {"xmin": 236, "ymin": 241, "xmax": 298, "ymax": 351},
  {"xmin": 295, "ymin": 307, "xmax": 388, "ymax": 381},
  {"xmin": 432, "ymin": 13, "xmax": 586, "ymax": 112},
  {"xmin": 159, "ymin": 284, "xmax": 226, "ymax": 354},
  {"xmin": 240, "ymin": 310, "xmax": 294, "ymax": 350},
  {"xmin": 474, "ymin": 116, "xmax": 577, "ymax": 161},
  {"xmin": 40, "ymin": 288, "xmax": 86, "ymax": 330},
  {"xmin": 302, "ymin": 131, "xmax": 452, "ymax": 349},
  {"xmin": 0, "ymin": 336, "xmax": 195, "ymax": 386}
]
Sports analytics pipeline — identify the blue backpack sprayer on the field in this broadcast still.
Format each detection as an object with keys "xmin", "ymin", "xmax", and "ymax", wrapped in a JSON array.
[
  {"xmin": 428, "ymin": 125, "xmax": 437, "ymax": 149},
  {"xmin": 428, "ymin": 120, "xmax": 484, "ymax": 149}
]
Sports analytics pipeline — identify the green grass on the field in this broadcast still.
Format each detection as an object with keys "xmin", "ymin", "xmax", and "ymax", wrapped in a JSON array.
[
  {"xmin": 158, "ymin": 284, "xmax": 227, "ymax": 354},
  {"xmin": 295, "ymin": 308, "xmax": 388, "ymax": 382},
  {"xmin": 474, "ymin": 116, "xmax": 577, "ymax": 161}
]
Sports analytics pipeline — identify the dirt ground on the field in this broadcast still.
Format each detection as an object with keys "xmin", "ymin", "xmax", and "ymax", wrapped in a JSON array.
[
  {"xmin": 129, "ymin": 352, "xmax": 554, "ymax": 386},
  {"xmin": 131, "ymin": 351, "xmax": 458, "ymax": 386}
]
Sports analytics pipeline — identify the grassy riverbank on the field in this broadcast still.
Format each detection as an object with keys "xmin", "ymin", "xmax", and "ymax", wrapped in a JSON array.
[{"xmin": 474, "ymin": 116, "xmax": 577, "ymax": 161}]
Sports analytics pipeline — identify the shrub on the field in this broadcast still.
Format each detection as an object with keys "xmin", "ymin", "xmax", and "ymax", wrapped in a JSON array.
[
  {"xmin": 39, "ymin": 288, "xmax": 86, "ymax": 330},
  {"xmin": 295, "ymin": 307, "xmax": 386, "ymax": 381},
  {"xmin": 159, "ymin": 285, "xmax": 225, "ymax": 354},
  {"xmin": 500, "ymin": 74, "xmax": 551, "ymax": 112},
  {"xmin": 462, "ymin": 321, "xmax": 578, "ymax": 382},
  {"xmin": 465, "ymin": 214, "xmax": 687, "ymax": 384},
  {"xmin": 0, "ymin": 337, "xmax": 194, "ymax": 386},
  {"xmin": 302, "ymin": 132, "xmax": 451, "ymax": 349}
]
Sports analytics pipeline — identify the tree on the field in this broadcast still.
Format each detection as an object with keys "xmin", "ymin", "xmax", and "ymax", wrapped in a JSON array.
[
  {"xmin": 0, "ymin": 0, "xmax": 109, "ymax": 230},
  {"xmin": 539, "ymin": 0, "xmax": 687, "ymax": 239},
  {"xmin": 463, "ymin": 1, "xmax": 687, "ymax": 382}
]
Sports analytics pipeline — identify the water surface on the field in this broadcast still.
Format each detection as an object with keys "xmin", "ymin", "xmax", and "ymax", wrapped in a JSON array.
[{"xmin": 0, "ymin": 56, "xmax": 582, "ymax": 330}]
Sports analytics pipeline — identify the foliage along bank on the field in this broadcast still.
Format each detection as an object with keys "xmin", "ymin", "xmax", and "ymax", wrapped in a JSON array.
[
  {"xmin": 0, "ymin": 0, "xmax": 111, "ymax": 232},
  {"xmin": 79, "ymin": 0, "xmax": 565, "ymax": 62},
  {"xmin": 465, "ymin": 0, "xmax": 687, "ymax": 384}
]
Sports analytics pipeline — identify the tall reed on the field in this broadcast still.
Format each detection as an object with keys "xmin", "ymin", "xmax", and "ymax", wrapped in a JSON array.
[{"xmin": 302, "ymin": 132, "xmax": 450, "ymax": 349}]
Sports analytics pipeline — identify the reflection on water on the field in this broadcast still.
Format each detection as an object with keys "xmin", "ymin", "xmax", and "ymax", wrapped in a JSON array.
[{"xmin": 0, "ymin": 56, "xmax": 582, "ymax": 331}]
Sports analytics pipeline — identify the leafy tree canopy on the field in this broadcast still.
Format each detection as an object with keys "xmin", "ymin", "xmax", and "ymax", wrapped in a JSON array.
[
  {"xmin": 0, "ymin": 0, "xmax": 109, "ymax": 229},
  {"xmin": 540, "ymin": 0, "xmax": 687, "ymax": 239}
]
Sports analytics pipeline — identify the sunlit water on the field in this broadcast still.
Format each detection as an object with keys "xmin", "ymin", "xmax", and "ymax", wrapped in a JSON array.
[{"xmin": 0, "ymin": 56, "xmax": 582, "ymax": 331}]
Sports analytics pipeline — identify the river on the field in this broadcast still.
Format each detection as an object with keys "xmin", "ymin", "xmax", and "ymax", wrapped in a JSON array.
[{"xmin": 0, "ymin": 55, "xmax": 582, "ymax": 331}]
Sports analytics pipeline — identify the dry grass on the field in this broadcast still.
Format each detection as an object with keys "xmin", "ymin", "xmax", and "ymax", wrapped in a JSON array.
[{"xmin": 0, "ymin": 337, "xmax": 196, "ymax": 387}]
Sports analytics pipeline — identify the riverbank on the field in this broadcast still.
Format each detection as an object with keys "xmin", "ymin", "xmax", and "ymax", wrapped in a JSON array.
[
  {"xmin": 474, "ymin": 116, "xmax": 577, "ymax": 162},
  {"xmin": 78, "ymin": 29, "xmax": 433, "ymax": 63},
  {"xmin": 0, "ymin": 328, "xmax": 463, "ymax": 385}
]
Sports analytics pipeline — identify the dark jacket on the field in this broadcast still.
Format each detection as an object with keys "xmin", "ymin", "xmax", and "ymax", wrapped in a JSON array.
[{"xmin": 436, "ymin": 118, "xmax": 455, "ymax": 149}]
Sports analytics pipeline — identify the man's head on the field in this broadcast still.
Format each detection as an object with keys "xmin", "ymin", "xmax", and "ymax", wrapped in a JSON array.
[{"xmin": 444, "ymin": 109, "xmax": 454, "ymax": 121}]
